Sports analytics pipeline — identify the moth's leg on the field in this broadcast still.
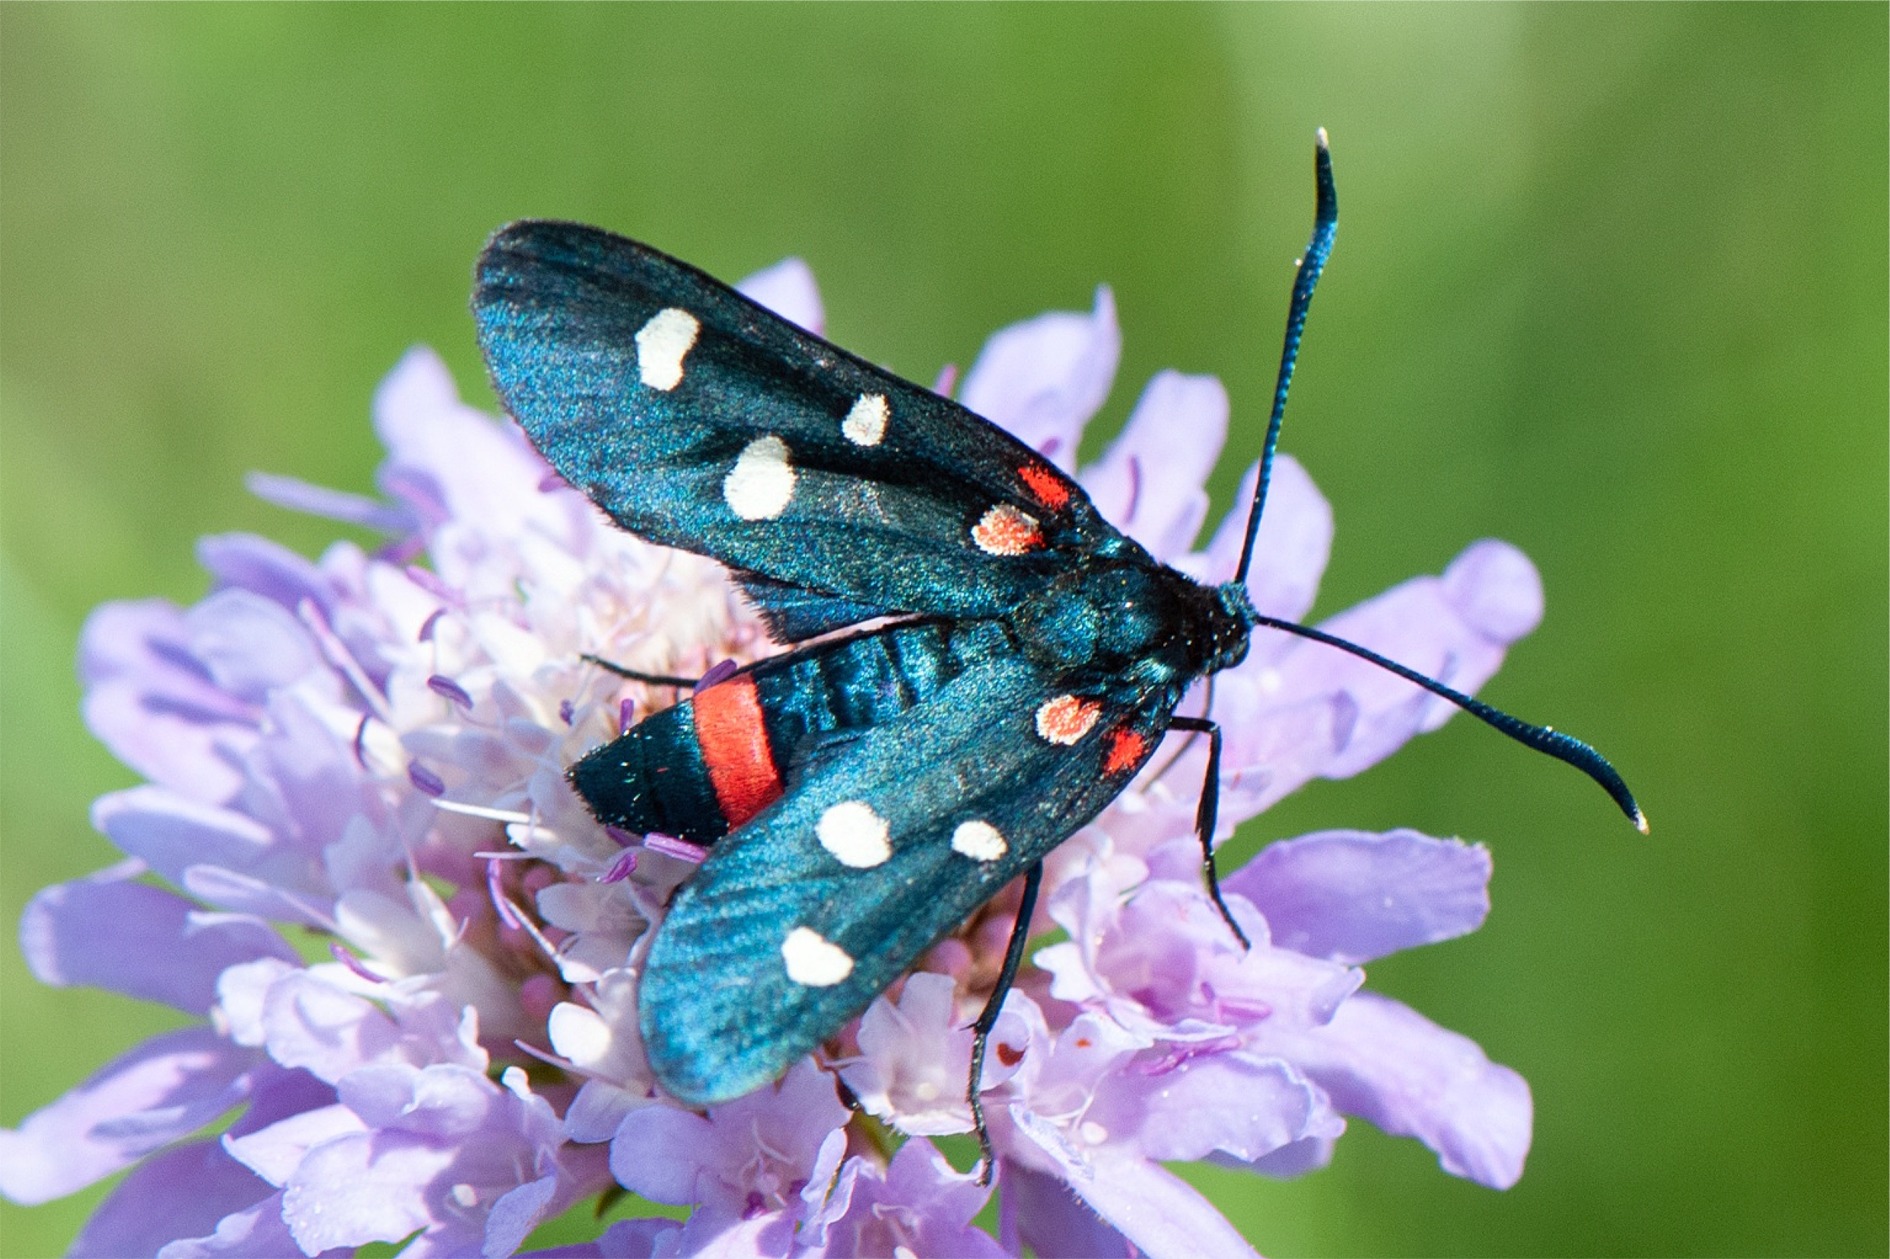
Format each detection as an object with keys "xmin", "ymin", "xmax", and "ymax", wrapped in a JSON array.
[
  {"xmin": 967, "ymin": 860, "xmax": 1043, "ymax": 1187},
  {"xmin": 1168, "ymin": 715, "xmax": 1249, "ymax": 950},
  {"xmin": 579, "ymin": 654, "xmax": 698, "ymax": 688}
]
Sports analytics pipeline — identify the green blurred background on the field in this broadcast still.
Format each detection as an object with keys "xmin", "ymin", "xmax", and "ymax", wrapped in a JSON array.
[{"xmin": 2, "ymin": 6, "xmax": 1883, "ymax": 1256}]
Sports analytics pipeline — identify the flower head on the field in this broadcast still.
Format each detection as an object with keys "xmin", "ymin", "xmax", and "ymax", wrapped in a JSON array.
[{"xmin": 4, "ymin": 258, "xmax": 1539, "ymax": 1257}]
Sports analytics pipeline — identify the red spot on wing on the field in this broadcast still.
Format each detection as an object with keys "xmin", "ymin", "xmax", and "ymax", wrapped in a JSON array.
[
  {"xmin": 1018, "ymin": 462, "xmax": 1071, "ymax": 512},
  {"xmin": 1102, "ymin": 727, "xmax": 1149, "ymax": 776},
  {"xmin": 692, "ymin": 673, "xmax": 783, "ymax": 828}
]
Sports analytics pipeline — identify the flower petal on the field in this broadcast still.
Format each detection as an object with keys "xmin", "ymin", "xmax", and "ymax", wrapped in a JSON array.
[
  {"xmin": 1217, "ymin": 538, "xmax": 1541, "ymax": 818},
  {"xmin": 1186, "ymin": 454, "xmax": 1332, "ymax": 620},
  {"xmin": 1000, "ymin": 1160, "xmax": 1131, "ymax": 1258},
  {"xmin": 1008, "ymin": 1108, "xmax": 1260, "ymax": 1259},
  {"xmin": 67, "ymin": 1141, "xmax": 271, "ymax": 1259},
  {"xmin": 281, "ymin": 1130, "xmax": 457, "ymax": 1253},
  {"xmin": 223, "ymin": 1102, "xmax": 364, "ymax": 1187},
  {"xmin": 19, "ymin": 866, "xmax": 295, "ymax": 1013},
  {"xmin": 1081, "ymin": 371, "xmax": 1227, "ymax": 560},
  {"xmin": 154, "ymin": 1191, "xmax": 301, "ymax": 1258},
  {"xmin": 959, "ymin": 286, "xmax": 1119, "ymax": 464},
  {"xmin": 735, "ymin": 257, "xmax": 824, "ymax": 336},
  {"xmin": 1271, "ymin": 991, "xmax": 1533, "ymax": 1189},
  {"xmin": 79, "ymin": 599, "xmax": 256, "ymax": 803},
  {"xmin": 1227, "ymin": 829, "xmax": 1492, "ymax": 964},
  {"xmin": 609, "ymin": 1104, "xmax": 715, "ymax": 1205},
  {"xmin": 0, "ymin": 1029, "xmax": 255, "ymax": 1203}
]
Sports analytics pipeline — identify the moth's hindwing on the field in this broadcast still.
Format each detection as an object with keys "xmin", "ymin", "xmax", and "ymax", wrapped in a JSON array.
[
  {"xmin": 474, "ymin": 221, "xmax": 1144, "ymax": 628},
  {"xmin": 636, "ymin": 645, "xmax": 1179, "ymax": 1106}
]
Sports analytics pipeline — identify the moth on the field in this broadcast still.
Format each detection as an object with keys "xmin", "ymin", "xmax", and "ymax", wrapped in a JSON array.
[{"xmin": 472, "ymin": 132, "xmax": 1642, "ymax": 1171}]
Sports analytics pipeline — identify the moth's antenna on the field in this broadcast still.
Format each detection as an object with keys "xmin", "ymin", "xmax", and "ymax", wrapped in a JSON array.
[
  {"xmin": 1253, "ymin": 612, "xmax": 1649, "ymax": 833},
  {"xmin": 1235, "ymin": 128, "xmax": 1339, "ymax": 588}
]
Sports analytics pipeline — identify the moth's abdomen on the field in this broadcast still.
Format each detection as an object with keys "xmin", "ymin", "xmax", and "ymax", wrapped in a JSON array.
[
  {"xmin": 571, "ymin": 619, "xmax": 1003, "ymax": 845},
  {"xmin": 570, "ymin": 701, "xmax": 730, "ymax": 844}
]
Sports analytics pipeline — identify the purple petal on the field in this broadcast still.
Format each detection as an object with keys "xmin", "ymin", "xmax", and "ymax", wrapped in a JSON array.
[
  {"xmin": 1227, "ymin": 829, "xmax": 1492, "ymax": 964},
  {"xmin": 0, "ymin": 1029, "xmax": 256, "ymax": 1203},
  {"xmin": 153, "ymin": 1191, "xmax": 301, "ymax": 1259},
  {"xmin": 259, "ymin": 972, "xmax": 408, "ymax": 1084},
  {"xmin": 281, "ymin": 1130, "xmax": 458, "ymax": 1254},
  {"xmin": 1274, "ymin": 991, "xmax": 1533, "ymax": 1189},
  {"xmin": 371, "ymin": 347, "xmax": 571, "ymax": 553},
  {"xmin": 1081, "ymin": 371, "xmax": 1227, "ymax": 560},
  {"xmin": 79, "ymin": 599, "xmax": 257, "ymax": 802},
  {"xmin": 812, "ymin": 1141, "xmax": 1005, "ymax": 1258},
  {"xmin": 1000, "ymin": 1161, "xmax": 1131, "ymax": 1259},
  {"xmin": 223, "ymin": 1103, "xmax": 364, "ymax": 1187},
  {"xmin": 1186, "ymin": 454, "xmax": 1332, "ymax": 619},
  {"xmin": 246, "ymin": 470, "xmax": 413, "ymax": 532},
  {"xmin": 668, "ymin": 1209, "xmax": 797, "ymax": 1259},
  {"xmin": 196, "ymin": 533, "xmax": 332, "ymax": 612},
  {"xmin": 518, "ymin": 1218, "xmax": 679, "ymax": 1259},
  {"xmin": 19, "ymin": 868, "xmax": 295, "ymax": 1012},
  {"xmin": 1008, "ymin": 1109, "xmax": 1260, "ymax": 1259},
  {"xmin": 959, "ymin": 286, "xmax": 1120, "ymax": 464},
  {"xmin": 1097, "ymin": 1051, "xmax": 1341, "ymax": 1164},
  {"xmin": 337, "ymin": 1063, "xmax": 496, "ymax": 1138},
  {"xmin": 484, "ymin": 1172, "xmax": 561, "ymax": 1258},
  {"xmin": 735, "ymin": 257, "xmax": 825, "ymax": 336},
  {"xmin": 609, "ymin": 1104, "xmax": 715, "ymax": 1204},
  {"xmin": 1216, "ymin": 539, "xmax": 1540, "ymax": 819},
  {"xmin": 181, "ymin": 590, "xmax": 322, "ymax": 702},
  {"xmin": 91, "ymin": 786, "xmax": 272, "ymax": 892},
  {"xmin": 67, "ymin": 1141, "xmax": 272, "ymax": 1259},
  {"xmin": 1231, "ymin": 1133, "xmax": 1338, "ymax": 1179},
  {"xmin": 1444, "ymin": 535, "xmax": 1545, "ymax": 641}
]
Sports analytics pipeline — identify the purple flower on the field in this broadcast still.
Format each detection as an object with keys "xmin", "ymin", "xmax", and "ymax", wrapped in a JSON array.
[{"xmin": 4, "ymin": 254, "xmax": 1543, "ymax": 1257}]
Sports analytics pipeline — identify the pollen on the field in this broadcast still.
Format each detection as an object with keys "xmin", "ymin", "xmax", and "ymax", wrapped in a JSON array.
[
  {"xmin": 781, "ymin": 925, "xmax": 854, "ymax": 987},
  {"xmin": 1035, "ymin": 694, "xmax": 1101, "ymax": 745},
  {"xmin": 634, "ymin": 307, "xmax": 700, "ymax": 391},
  {"xmin": 971, "ymin": 503, "xmax": 1042, "ymax": 556},
  {"xmin": 723, "ymin": 435, "xmax": 796, "ymax": 521},
  {"xmin": 950, "ymin": 819, "xmax": 1007, "ymax": 862},
  {"xmin": 817, "ymin": 800, "xmax": 892, "ymax": 868},
  {"xmin": 842, "ymin": 393, "xmax": 889, "ymax": 446}
]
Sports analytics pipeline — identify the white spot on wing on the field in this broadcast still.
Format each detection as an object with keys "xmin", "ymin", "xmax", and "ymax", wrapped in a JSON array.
[
  {"xmin": 723, "ymin": 435, "xmax": 796, "ymax": 520},
  {"xmin": 951, "ymin": 819, "xmax": 1007, "ymax": 863},
  {"xmin": 782, "ymin": 926, "xmax": 853, "ymax": 987},
  {"xmin": 634, "ymin": 308, "xmax": 700, "ymax": 391},
  {"xmin": 817, "ymin": 800, "xmax": 891, "ymax": 868},
  {"xmin": 842, "ymin": 393, "xmax": 889, "ymax": 446}
]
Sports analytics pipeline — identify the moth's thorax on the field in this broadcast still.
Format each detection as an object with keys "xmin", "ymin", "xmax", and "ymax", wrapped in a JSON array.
[{"xmin": 1011, "ymin": 562, "xmax": 1254, "ymax": 684}]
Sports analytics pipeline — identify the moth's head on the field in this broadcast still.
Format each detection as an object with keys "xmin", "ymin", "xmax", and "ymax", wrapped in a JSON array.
[{"xmin": 1202, "ymin": 581, "xmax": 1259, "ymax": 675}]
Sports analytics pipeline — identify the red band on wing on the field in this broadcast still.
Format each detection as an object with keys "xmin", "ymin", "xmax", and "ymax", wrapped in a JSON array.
[
  {"xmin": 693, "ymin": 674, "xmax": 783, "ymax": 828},
  {"xmin": 1102, "ymin": 727, "xmax": 1149, "ymax": 776},
  {"xmin": 1018, "ymin": 463, "xmax": 1071, "ymax": 512}
]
